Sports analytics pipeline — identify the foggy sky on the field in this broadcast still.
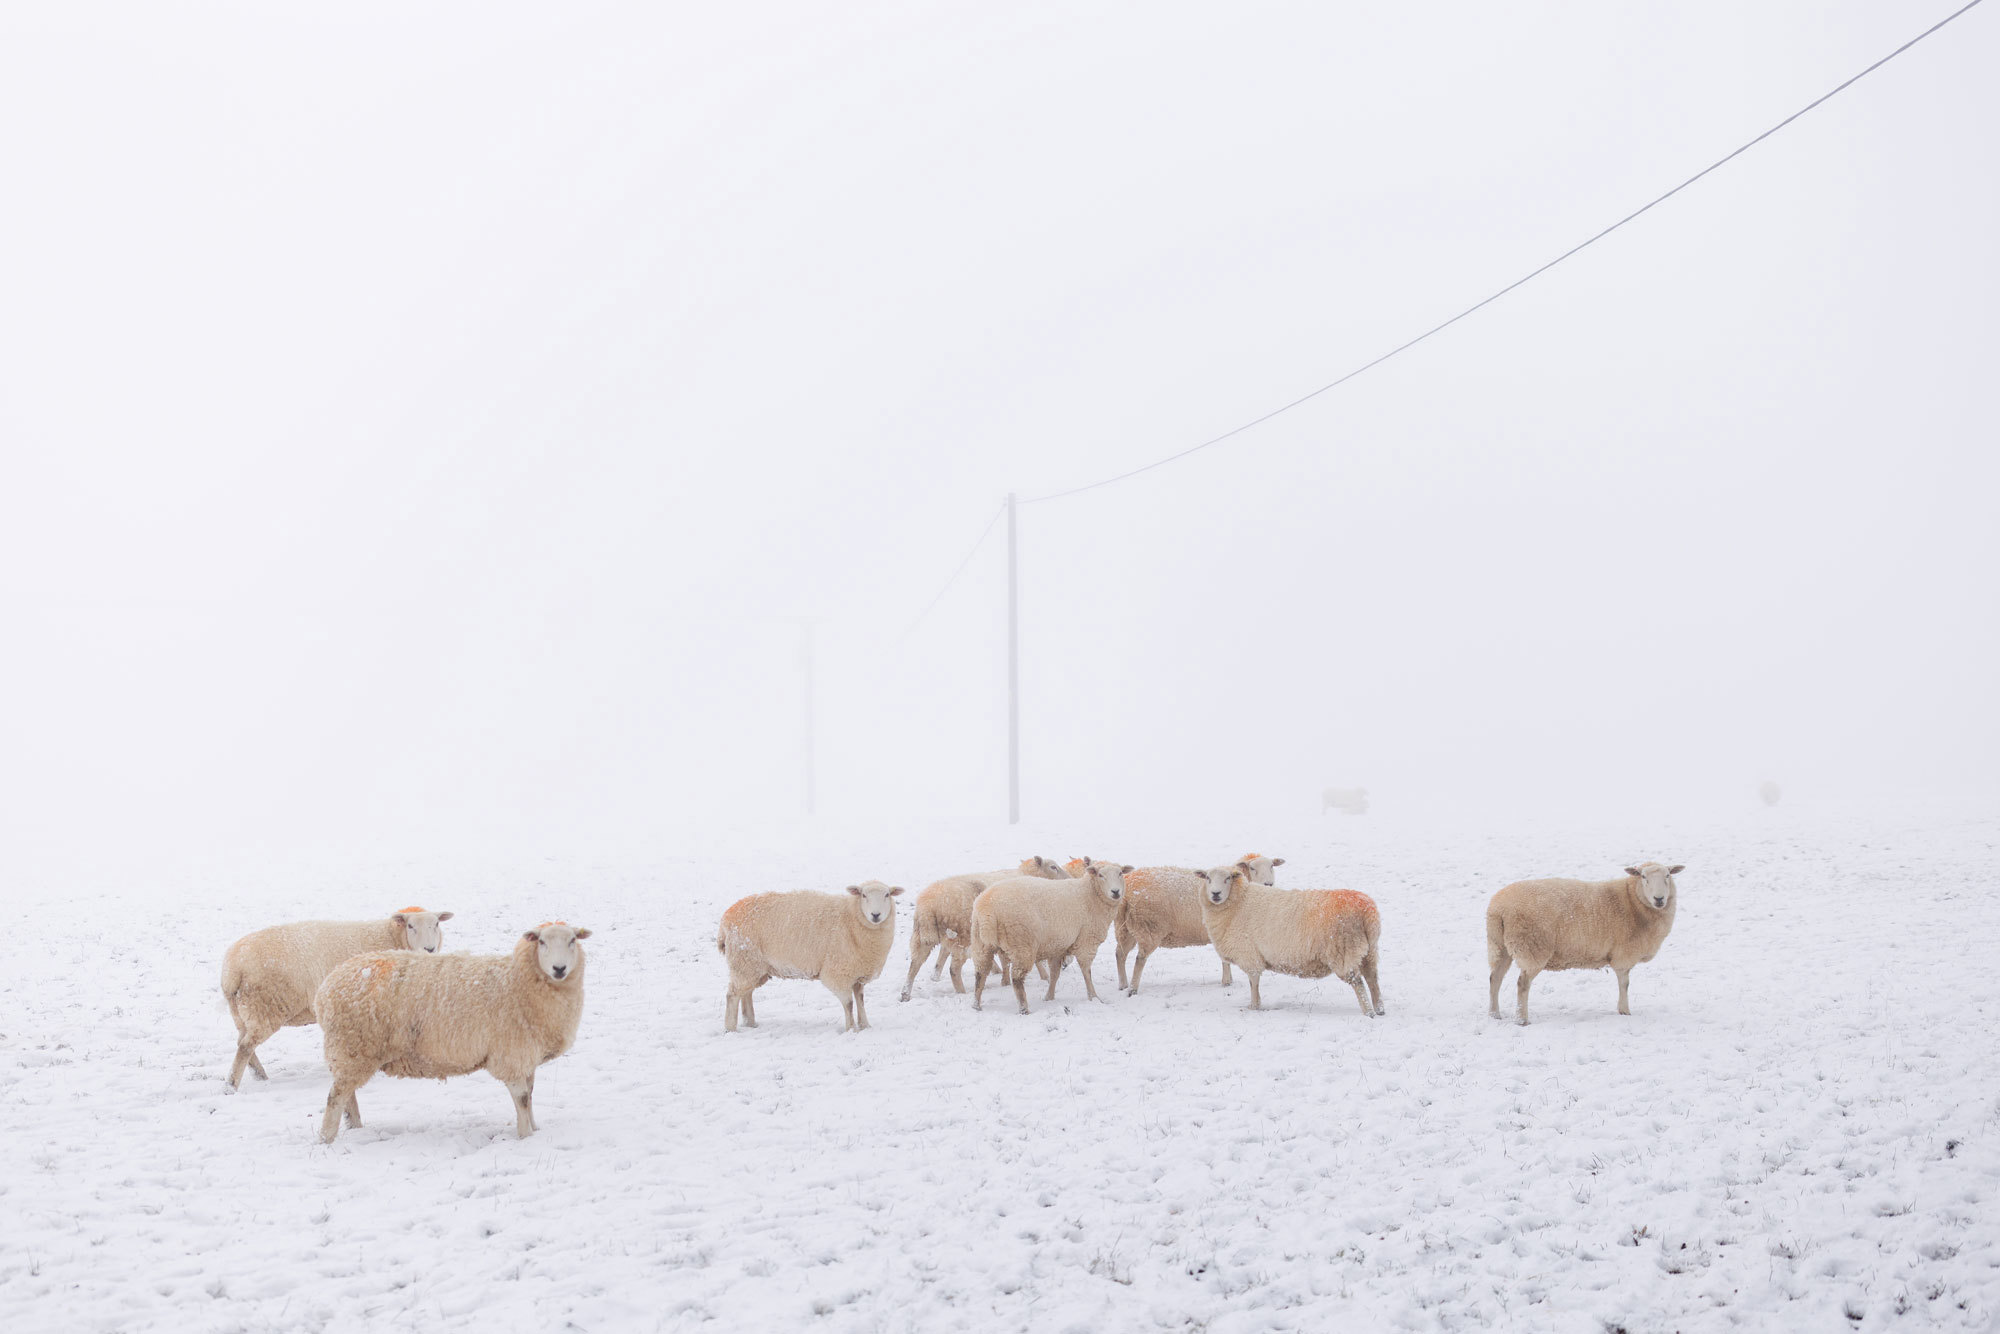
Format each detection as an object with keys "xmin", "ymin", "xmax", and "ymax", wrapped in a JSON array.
[{"xmin": 3, "ymin": 1, "xmax": 1994, "ymax": 864}]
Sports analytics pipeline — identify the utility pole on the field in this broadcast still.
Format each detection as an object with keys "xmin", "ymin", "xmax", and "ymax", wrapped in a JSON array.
[
  {"xmin": 1007, "ymin": 492, "xmax": 1019, "ymax": 825},
  {"xmin": 799, "ymin": 619, "xmax": 816, "ymax": 817}
]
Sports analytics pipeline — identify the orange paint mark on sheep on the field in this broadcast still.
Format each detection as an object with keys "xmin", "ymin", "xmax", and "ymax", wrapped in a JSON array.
[
  {"xmin": 719, "ymin": 898, "xmax": 771, "ymax": 933},
  {"xmin": 395, "ymin": 906, "xmax": 426, "ymax": 914},
  {"xmin": 1302, "ymin": 889, "xmax": 1379, "ymax": 933}
]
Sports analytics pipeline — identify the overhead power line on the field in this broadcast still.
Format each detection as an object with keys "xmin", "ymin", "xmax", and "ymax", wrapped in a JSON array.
[
  {"xmin": 1021, "ymin": 0, "xmax": 1988, "ymax": 505},
  {"xmin": 902, "ymin": 501, "xmax": 1006, "ymax": 638}
]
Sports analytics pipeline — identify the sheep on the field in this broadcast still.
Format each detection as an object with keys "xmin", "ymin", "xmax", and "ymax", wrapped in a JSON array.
[
  {"xmin": 1486, "ymin": 862, "xmax": 1682, "ymax": 1025},
  {"xmin": 1322, "ymin": 786, "xmax": 1369, "ymax": 815},
  {"xmin": 1194, "ymin": 863, "xmax": 1383, "ymax": 1016},
  {"xmin": 1112, "ymin": 853, "xmax": 1284, "ymax": 994},
  {"xmin": 900, "ymin": 856, "xmax": 1067, "ymax": 1001},
  {"xmin": 719, "ymin": 881, "xmax": 903, "ymax": 1033},
  {"xmin": 219, "ymin": 907, "xmax": 453, "ymax": 1089},
  {"xmin": 970, "ymin": 859, "xmax": 1129, "ymax": 1014},
  {"xmin": 313, "ymin": 921, "xmax": 589, "ymax": 1143}
]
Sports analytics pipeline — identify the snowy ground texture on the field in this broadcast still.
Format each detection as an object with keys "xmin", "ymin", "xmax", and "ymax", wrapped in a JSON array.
[{"xmin": 3, "ymin": 802, "xmax": 1997, "ymax": 1332}]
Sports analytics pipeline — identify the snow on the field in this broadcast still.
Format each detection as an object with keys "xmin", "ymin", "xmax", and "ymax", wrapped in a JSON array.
[{"xmin": 3, "ymin": 802, "xmax": 1997, "ymax": 1331}]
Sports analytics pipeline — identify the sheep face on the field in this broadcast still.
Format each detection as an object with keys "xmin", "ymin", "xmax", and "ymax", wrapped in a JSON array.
[
  {"xmin": 846, "ymin": 881, "xmax": 904, "ymax": 928},
  {"xmin": 1622, "ymin": 862, "xmax": 1684, "ymax": 912},
  {"xmin": 394, "ymin": 909, "xmax": 454, "ymax": 954},
  {"xmin": 522, "ymin": 922, "xmax": 592, "ymax": 982},
  {"xmin": 1193, "ymin": 865, "xmax": 1249, "ymax": 906},
  {"xmin": 1239, "ymin": 855, "xmax": 1285, "ymax": 886}
]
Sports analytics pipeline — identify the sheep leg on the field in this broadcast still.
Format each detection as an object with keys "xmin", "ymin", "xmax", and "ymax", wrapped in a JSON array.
[
  {"xmin": 1012, "ymin": 967, "xmax": 1031, "ymax": 1015},
  {"xmin": 227, "ymin": 1013, "xmax": 275, "ymax": 1088},
  {"xmin": 1127, "ymin": 945, "xmax": 1154, "ymax": 996},
  {"xmin": 852, "ymin": 981, "xmax": 871, "ymax": 1031},
  {"xmin": 320, "ymin": 1075, "xmax": 367, "ymax": 1144},
  {"xmin": 1044, "ymin": 953, "xmax": 1067, "ymax": 1001},
  {"xmin": 228, "ymin": 1038, "xmax": 260, "ymax": 1089},
  {"xmin": 1114, "ymin": 931, "xmax": 1133, "ymax": 990},
  {"xmin": 1614, "ymin": 967, "xmax": 1632, "ymax": 1016},
  {"xmin": 973, "ymin": 948, "xmax": 994, "ymax": 1011},
  {"xmin": 1246, "ymin": 969, "xmax": 1263, "ymax": 1011},
  {"xmin": 1221, "ymin": 958, "xmax": 1234, "ymax": 986},
  {"xmin": 742, "ymin": 985, "xmax": 758, "ymax": 1027},
  {"xmin": 502, "ymin": 1076, "xmax": 536, "ymax": 1137},
  {"xmin": 1516, "ymin": 966, "xmax": 1538, "ymax": 1026},
  {"xmin": 1361, "ymin": 947, "xmax": 1385, "ymax": 1016},
  {"xmin": 1075, "ymin": 949, "xmax": 1101, "ymax": 1002},
  {"xmin": 1488, "ymin": 948, "xmax": 1513, "ymax": 1019},
  {"xmin": 901, "ymin": 939, "xmax": 934, "ymax": 1002},
  {"xmin": 1345, "ymin": 971, "xmax": 1374, "ymax": 1017},
  {"xmin": 825, "ymin": 978, "xmax": 857, "ymax": 1032},
  {"xmin": 1035, "ymin": 960, "xmax": 1050, "ymax": 982},
  {"xmin": 345, "ymin": 1090, "xmax": 361, "ymax": 1129},
  {"xmin": 947, "ymin": 946, "xmax": 968, "ymax": 994},
  {"xmin": 725, "ymin": 991, "xmax": 741, "ymax": 1033}
]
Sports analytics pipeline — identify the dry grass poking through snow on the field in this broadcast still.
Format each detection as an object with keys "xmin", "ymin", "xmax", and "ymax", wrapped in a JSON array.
[{"xmin": 0, "ymin": 806, "xmax": 1995, "ymax": 1331}]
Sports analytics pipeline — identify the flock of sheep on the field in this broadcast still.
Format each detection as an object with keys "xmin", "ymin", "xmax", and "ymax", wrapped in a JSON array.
[{"xmin": 216, "ymin": 855, "xmax": 1683, "ymax": 1143}]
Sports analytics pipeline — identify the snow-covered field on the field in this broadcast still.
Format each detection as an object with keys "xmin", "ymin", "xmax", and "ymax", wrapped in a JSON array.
[{"xmin": 3, "ymin": 802, "xmax": 1996, "ymax": 1332}]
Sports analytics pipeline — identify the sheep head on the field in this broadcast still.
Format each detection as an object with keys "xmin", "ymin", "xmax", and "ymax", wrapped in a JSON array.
[
  {"xmin": 845, "ymin": 880, "xmax": 903, "ymax": 927},
  {"xmin": 1193, "ymin": 864, "xmax": 1250, "ymax": 906},
  {"xmin": 392, "ymin": 908, "xmax": 454, "ymax": 953},
  {"xmin": 522, "ymin": 921, "xmax": 591, "ymax": 982},
  {"xmin": 1237, "ymin": 854, "xmax": 1285, "ymax": 886},
  {"xmin": 1621, "ymin": 862, "xmax": 1683, "ymax": 912}
]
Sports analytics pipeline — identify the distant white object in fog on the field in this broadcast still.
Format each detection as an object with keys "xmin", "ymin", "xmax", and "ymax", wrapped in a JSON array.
[
  {"xmin": 1322, "ymin": 786, "xmax": 1369, "ymax": 815},
  {"xmin": 1759, "ymin": 780, "xmax": 1782, "ymax": 807}
]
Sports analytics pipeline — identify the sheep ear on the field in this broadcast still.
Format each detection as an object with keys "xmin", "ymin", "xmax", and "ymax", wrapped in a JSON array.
[
  {"xmin": 523, "ymin": 930, "xmax": 540, "ymax": 943},
  {"xmin": 573, "ymin": 927, "xmax": 592, "ymax": 940},
  {"xmin": 1236, "ymin": 860, "xmax": 1253, "ymax": 874},
  {"xmin": 1193, "ymin": 870, "xmax": 1208, "ymax": 881},
  {"xmin": 436, "ymin": 911, "xmax": 454, "ymax": 922},
  {"xmin": 1667, "ymin": 864, "xmax": 1684, "ymax": 875},
  {"xmin": 889, "ymin": 886, "xmax": 904, "ymax": 896},
  {"xmin": 1624, "ymin": 867, "xmax": 1642, "ymax": 878},
  {"xmin": 1271, "ymin": 858, "xmax": 1285, "ymax": 867},
  {"xmin": 393, "ymin": 913, "xmax": 409, "ymax": 926},
  {"xmin": 1121, "ymin": 865, "xmax": 1134, "ymax": 875},
  {"xmin": 846, "ymin": 885, "xmax": 863, "ymax": 896}
]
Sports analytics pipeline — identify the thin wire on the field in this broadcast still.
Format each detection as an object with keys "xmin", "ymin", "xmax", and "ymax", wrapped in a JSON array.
[
  {"xmin": 1021, "ymin": 0, "xmax": 1987, "ymax": 505},
  {"xmin": 902, "ymin": 501, "xmax": 1007, "ymax": 637}
]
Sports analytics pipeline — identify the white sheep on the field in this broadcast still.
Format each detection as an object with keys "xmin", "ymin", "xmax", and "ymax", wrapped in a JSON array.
[
  {"xmin": 719, "ymin": 881, "xmax": 903, "ymax": 1033},
  {"xmin": 900, "ymin": 856, "xmax": 1067, "ymax": 1001},
  {"xmin": 1194, "ymin": 863, "xmax": 1383, "ymax": 1015},
  {"xmin": 1322, "ymin": 786, "xmax": 1369, "ymax": 815},
  {"xmin": 1113, "ymin": 853, "xmax": 1283, "ymax": 994},
  {"xmin": 219, "ymin": 907, "xmax": 453, "ymax": 1088},
  {"xmin": 970, "ymin": 859, "xmax": 1129, "ymax": 1014},
  {"xmin": 313, "ymin": 921, "xmax": 589, "ymax": 1142},
  {"xmin": 1486, "ymin": 862, "xmax": 1682, "ymax": 1025}
]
